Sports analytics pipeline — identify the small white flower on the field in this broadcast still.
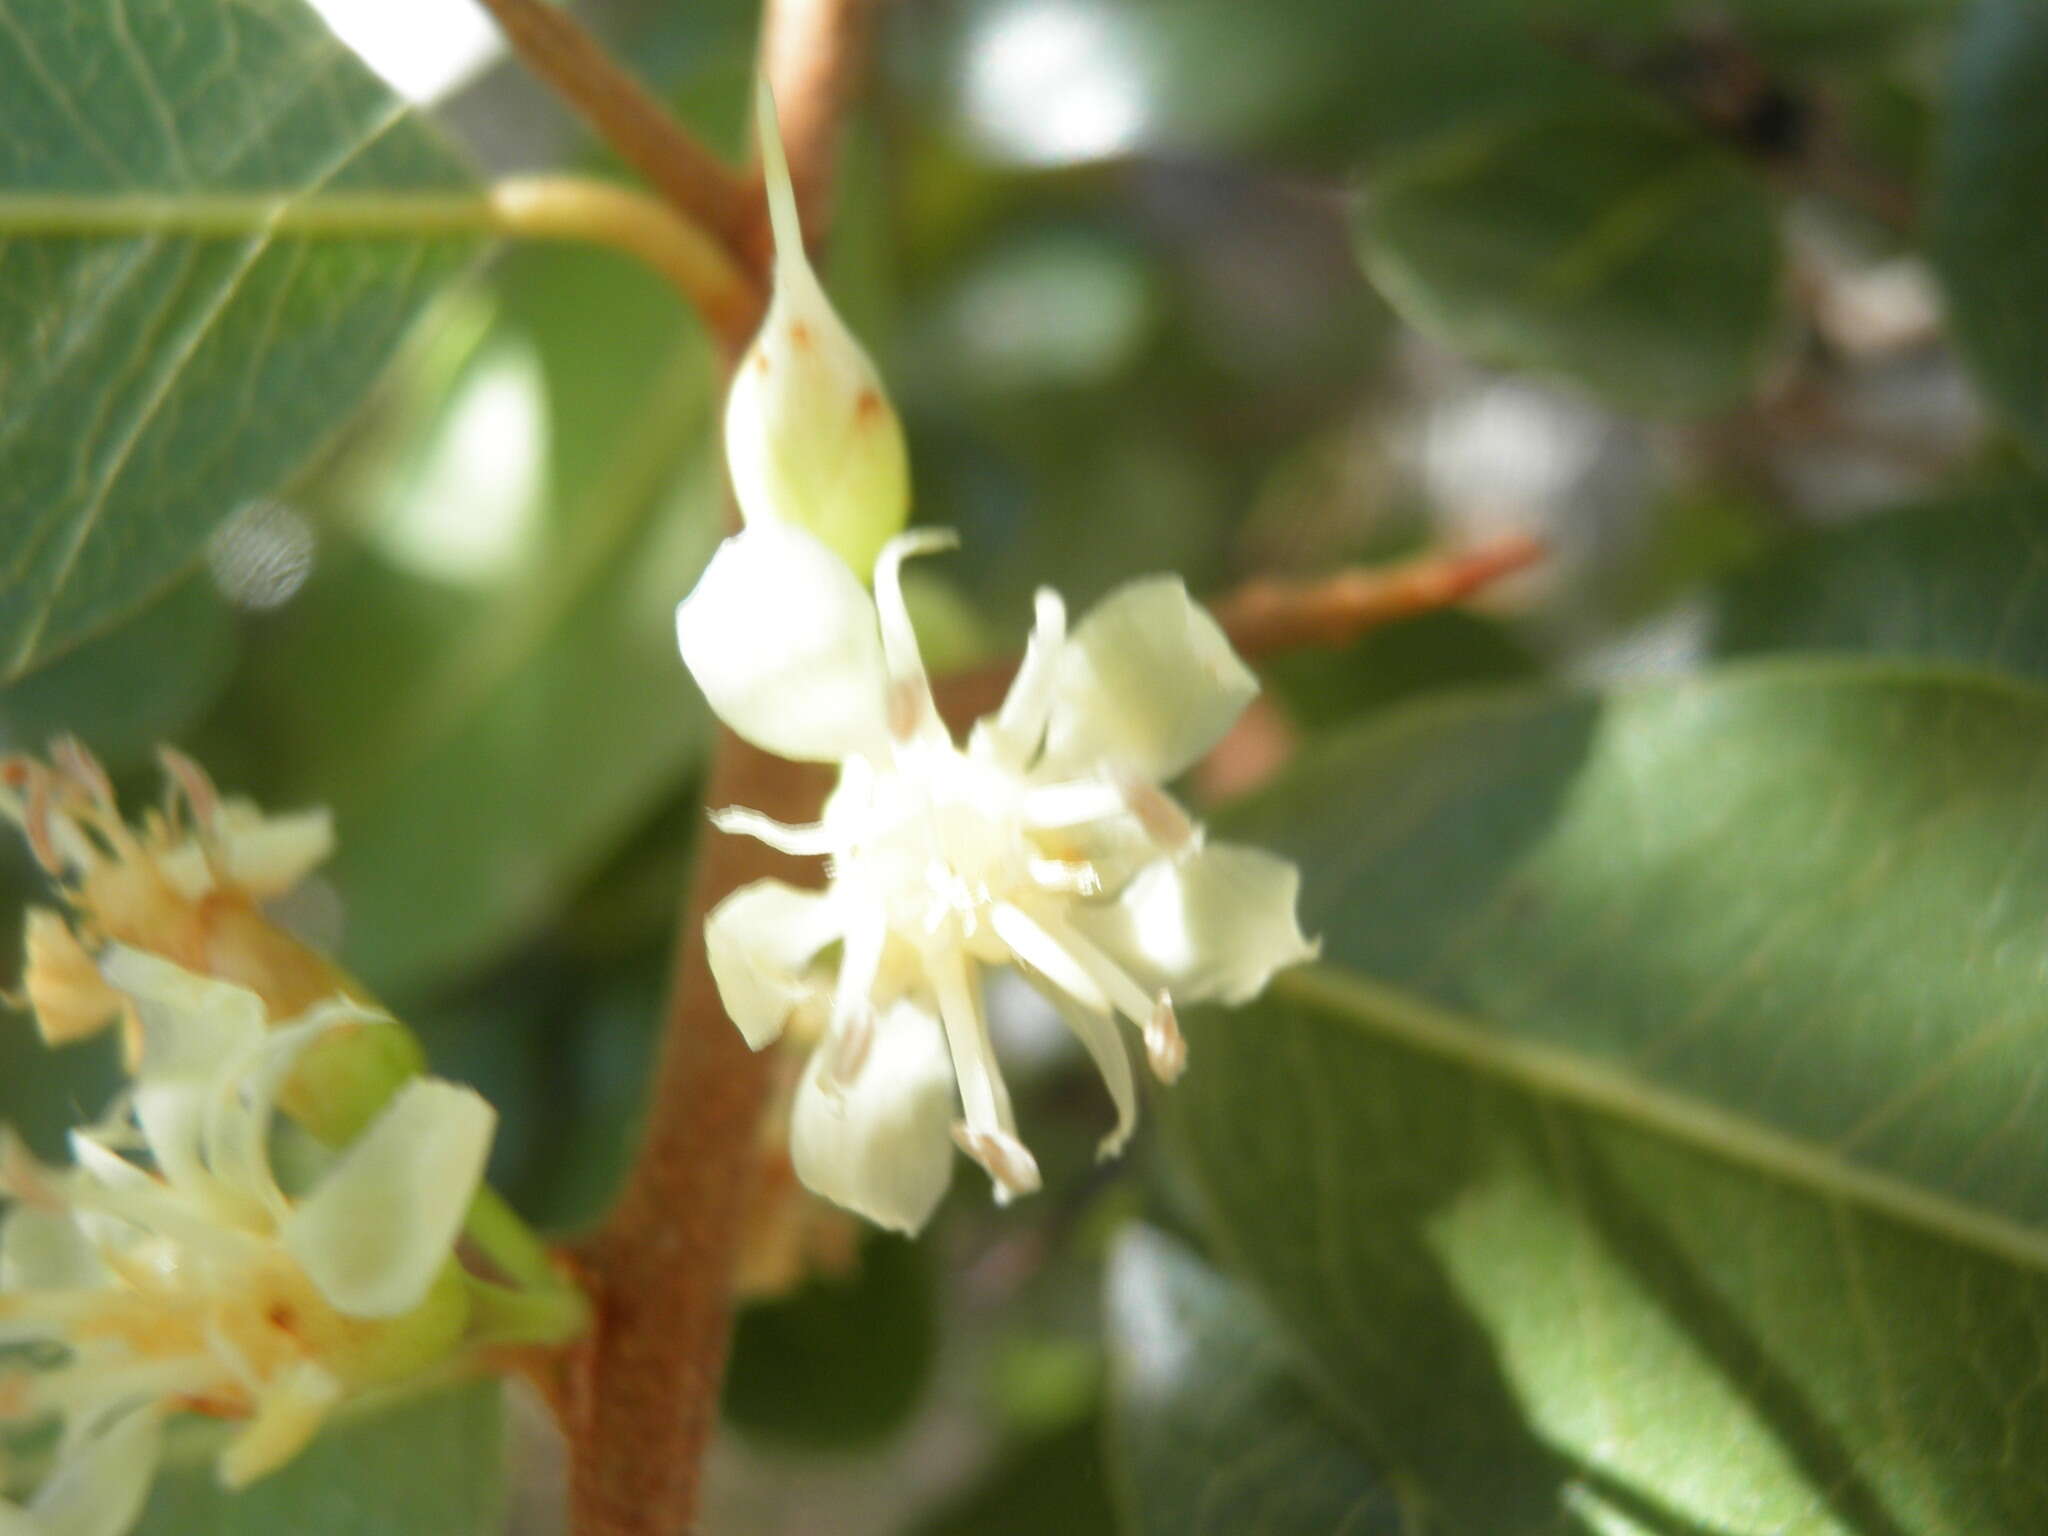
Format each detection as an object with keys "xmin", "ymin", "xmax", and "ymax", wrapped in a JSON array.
[
  {"xmin": 0, "ymin": 949, "xmax": 493, "ymax": 1532},
  {"xmin": 677, "ymin": 523, "xmax": 1316, "ymax": 1232}
]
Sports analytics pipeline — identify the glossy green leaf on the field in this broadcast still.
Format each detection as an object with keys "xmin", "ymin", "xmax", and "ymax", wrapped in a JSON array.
[
  {"xmin": 0, "ymin": 574, "xmax": 234, "ymax": 768},
  {"xmin": 1713, "ymin": 484, "xmax": 2048, "ymax": 678},
  {"xmin": 0, "ymin": 0, "xmax": 482, "ymax": 679},
  {"xmin": 134, "ymin": 1382, "xmax": 504, "ymax": 1535},
  {"xmin": 1933, "ymin": 0, "xmax": 2048, "ymax": 469},
  {"xmin": 232, "ymin": 241, "xmax": 719, "ymax": 996},
  {"xmin": 1357, "ymin": 93, "xmax": 1781, "ymax": 411},
  {"xmin": 1171, "ymin": 665, "xmax": 2048, "ymax": 1532},
  {"xmin": 725, "ymin": 1236, "xmax": 938, "ymax": 1448},
  {"xmin": 1105, "ymin": 1228, "xmax": 1403, "ymax": 1535},
  {"xmin": 912, "ymin": 1417, "xmax": 1118, "ymax": 1536}
]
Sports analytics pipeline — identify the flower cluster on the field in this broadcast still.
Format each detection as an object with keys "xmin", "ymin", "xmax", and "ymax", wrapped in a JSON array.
[
  {"xmin": 677, "ymin": 524, "xmax": 1317, "ymax": 1232},
  {"xmin": 0, "ymin": 948, "xmax": 492, "ymax": 1535},
  {"xmin": 0, "ymin": 741, "xmax": 346, "ymax": 1059}
]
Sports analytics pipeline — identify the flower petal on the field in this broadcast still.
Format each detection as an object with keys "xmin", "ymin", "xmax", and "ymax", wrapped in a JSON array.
[
  {"xmin": 704, "ymin": 880, "xmax": 843, "ymax": 1049},
  {"xmin": 97, "ymin": 947, "xmax": 265, "ymax": 1083},
  {"xmin": 1041, "ymin": 576, "xmax": 1258, "ymax": 781},
  {"xmin": 675, "ymin": 523, "xmax": 890, "ymax": 763},
  {"xmin": 284, "ymin": 1081, "xmax": 493, "ymax": 1318},
  {"xmin": 214, "ymin": 802, "xmax": 335, "ymax": 899},
  {"xmin": 790, "ymin": 998, "xmax": 957, "ymax": 1235},
  {"xmin": 23, "ymin": 1403, "xmax": 161, "ymax": 1536},
  {"xmin": 218, "ymin": 1360, "xmax": 343, "ymax": 1489},
  {"xmin": 1076, "ymin": 843, "xmax": 1318, "ymax": 1006},
  {"xmin": 0, "ymin": 1205, "xmax": 103, "ymax": 1291}
]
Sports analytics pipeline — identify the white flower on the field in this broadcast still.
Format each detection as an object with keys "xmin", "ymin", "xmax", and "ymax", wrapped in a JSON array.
[
  {"xmin": 677, "ymin": 523, "xmax": 1316, "ymax": 1232},
  {"xmin": 0, "ymin": 949, "xmax": 493, "ymax": 1533},
  {"xmin": 0, "ymin": 741, "xmax": 339, "ymax": 1054}
]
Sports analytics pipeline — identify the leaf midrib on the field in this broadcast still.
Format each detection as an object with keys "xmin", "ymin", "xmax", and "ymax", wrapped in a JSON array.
[{"xmin": 1273, "ymin": 960, "xmax": 2048, "ymax": 1276}]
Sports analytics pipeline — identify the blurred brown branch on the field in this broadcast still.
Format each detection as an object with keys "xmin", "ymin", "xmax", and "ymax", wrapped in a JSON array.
[
  {"xmin": 543, "ymin": 5, "xmax": 877, "ymax": 1533},
  {"xmin": 476, "ymin": 0, "xmax": 767, "ymax": 341}
]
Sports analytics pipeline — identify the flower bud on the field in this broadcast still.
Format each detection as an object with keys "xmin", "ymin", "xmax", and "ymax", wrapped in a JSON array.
[{"xmin": 724, "ymin": 86, "xmax": 909, "ymax": 576}]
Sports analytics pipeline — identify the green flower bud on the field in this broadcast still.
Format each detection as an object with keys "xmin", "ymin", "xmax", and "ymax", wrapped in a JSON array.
[{"xmin": 724, "ymin": 86, "xmax": 910, "ymax": 576}]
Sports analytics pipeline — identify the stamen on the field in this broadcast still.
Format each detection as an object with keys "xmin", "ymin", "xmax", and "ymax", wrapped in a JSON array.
[
  {"xmin": 985, "ymin": 588, "xmax": 1067, "ymax": 766},
  {"xmin": 1022, "ymin": 781, "xmax": 1127, "ymax": 829},
  {"xmin": 1027, "ymin": 858, "xmax": 1101, "ymax": 895},
  {"xmin": 950, "ymin": 1123, "xmax": 1042, "ymax": 1201},
  {"xmin": 1120, "ymin": 778, "xmax": 1198, "ymax": 853},
  {"xmin": 827, "ymin": 1008, "xmax": 875, "ymax": 1085},
  {"xmin": 51, "ymin": 737, "xmax": 115, "ymax": 812},
  {"xmin": 157, "ymin": 747, "xmax": 222, "ymax": 838},
  {"xmin": 989, "ymin": 902, "xmax": 1111, "ymax": 1015},
  {"xmin": 874, "ymin": 529, "xmax": 956, "ymax": 744},
  {"xmin": 1144, "ymin": 991, "xmax": 1187, "ymax": 1083},
  {"xmin": 707, "ymin": 807, "xmax": 841, "ymax": 857},
  {"xmin": 925, "ymin": 947, "xmax": 1018, "ymax": 1145}
]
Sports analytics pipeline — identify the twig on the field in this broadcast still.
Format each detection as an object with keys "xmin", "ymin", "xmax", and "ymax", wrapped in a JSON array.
[
  {"xmin": 561, "ymin": 6, "xmax": 876, "ymax": 1531},
  {"xmin": 570, "ymin": 742, "xmax": 830, "ymax": 1536},
  {"xmin": 476, "ymin": 0, "xmax": 761, "ymax": 269},
  {"xmin": 1209, "ymin": 534, "xmax": 1544, "ymax": 654},
  {"xmin": 934, "ymin": 535, "xmax": 1547, "ymax": 733},
  {"xmin": 489, "ymin": 178, "xmax": 758, "ymax": 348}
]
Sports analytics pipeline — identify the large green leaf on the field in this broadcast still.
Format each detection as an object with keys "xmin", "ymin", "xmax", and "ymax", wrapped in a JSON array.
[
  {"xmin": 1713, "ymin": 484, "xmax": 2048, "ymax": 679},
  {"xmin": 1356, "ymin": 92, "xmax": 1781, "ymax": 411},
  {"xmin": 1170, "ymin": 665, "xmax": 2048, "ymax": 1532},
  {"xmin": 1105, "ymin": 1228, "xmax": 1403, "ymax": 1535},
  {"xmin": 134, "ymin": 1381, "xmax": 504, "ymax": 1535},
  {"xmin": 1933, "ymin": 0, "xmax": 2048, "ymax": 469},
  {"xmin": 228, "ymin": 240, "xmax": 719, "ymax": 996},
  {"xmin": 0, "ymin": 0, "xmax": 483, "ymax": 679}
]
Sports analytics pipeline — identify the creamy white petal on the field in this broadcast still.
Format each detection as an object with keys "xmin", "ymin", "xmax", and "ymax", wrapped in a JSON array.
[
  {"xmin": 1076, "ymin": 843, "xmax": 1318, "ymax": 1006},
  {"xmin": 790, "ymin": 999, "xmax": 957, "ymax": 1235},
  {"xmin": 25, "ymin": 1404, "xmax": 161, "ymax": 1536},
  {"xmin": 675, "ymin": 523, "xmax": 891, "ymax": 763},
  {"xmin": 213, "ymin": 803, "xmax": 335, "ymax": 899},
  {"xmin": 97, "ymin": 948, "xmax": 265, "ymax": 1083},
  {"xmin": 1040, "ymin": 576, "xmax": 1258, "ymax": 781},
  {"xmin": 284, "ymin": 1081, "xmax": 493, "ymax": 1318},
  {"xmin": 218, "ymin": 1360, "xmax": 342, "ymax": 1489},
  {"xmin": 0, "ymin": 1206, "xmax": 104, "ymax": 1291},
  {"xmin": 704, "ymin": 881, "xmax": 842, "ymax": 1050}
]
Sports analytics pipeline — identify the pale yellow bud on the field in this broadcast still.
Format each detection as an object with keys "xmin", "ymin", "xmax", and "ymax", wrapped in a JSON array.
[{"xmin": 724, "ymin": 86, "xmax": 909, "ymax": 576}]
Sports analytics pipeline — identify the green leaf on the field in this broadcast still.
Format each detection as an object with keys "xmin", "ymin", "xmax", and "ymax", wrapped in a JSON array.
[
  {"xmin": 1356, "ymin": 92, "xmax": 1781, "ymax": 411},
  {"xmin": 1105, "ymin": 1228, "xmax": 1404, "ymax": 1535},
  {"xmin": 1933, "ymin": 0, "xmax": 2048, "ymax": 469},
  {"xmin": 0, "ymin": 574, "xmax": 234, "ymax": 768},
  {"xmin": 912, "ymin": 1417, "xmax": 1119, "ymax": 1536},
  {"xmin": 134, "ymin": 1381, "xmax": 504, "ymax": 1535},
  {"xmin": 724, "ymin": 1235, "xmax": 938, "ymax": 1449},
  {"xmin": 1171, "ymin": 665, "xmax": 2048, "ymax": 1531},
  {"xmin": 1713, "ymin": 484, "xmax": 2048, "ymax": 679},
  {"xmin": 230, "ymin": 240, "xmax": 719, "ymax": 995},
  {"xmin": 0, "ymin": 0, "xmax": 483, "ymax": 680}
]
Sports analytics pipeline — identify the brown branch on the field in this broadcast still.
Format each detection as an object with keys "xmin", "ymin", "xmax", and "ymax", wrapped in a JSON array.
[
  {"xmin": 1209, "ymin": 533, "xmax": 1544, "ymax": 654},
  {"xmin": 569, "ymin": 741, "xmax": 828, "ymax": 1536},
  {"xmin": 559, "ymin": 6, "xmax": 876, "ymax": 1532},
  {"xmin": 477, "ymin": 0, "xmax": 762, "ymax": 277},
  {"xmin": 935, "ymin": 535, "xmax": 1547, "ymax": 734}
]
